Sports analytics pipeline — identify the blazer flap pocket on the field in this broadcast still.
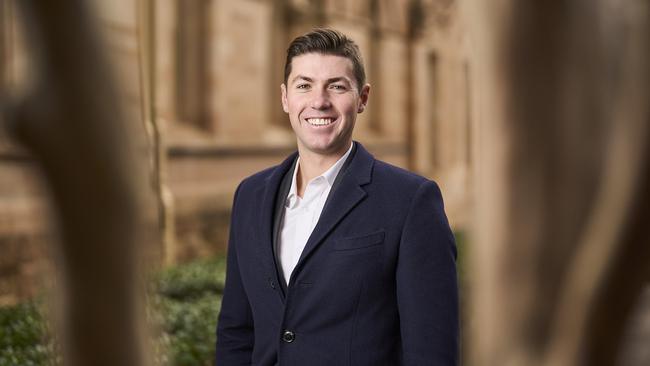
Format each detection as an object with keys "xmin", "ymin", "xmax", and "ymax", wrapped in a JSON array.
[{"xmin": 333, "ymin": 230, "xmax": 385, "ymax": 251}]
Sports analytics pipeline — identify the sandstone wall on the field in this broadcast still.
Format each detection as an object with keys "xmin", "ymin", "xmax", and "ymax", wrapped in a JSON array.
[{"xmin": 0, "ymin": 0, "xmax": 472, "ymax": 303}]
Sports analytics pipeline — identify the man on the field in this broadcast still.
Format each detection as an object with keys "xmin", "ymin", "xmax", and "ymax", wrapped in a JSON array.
[{"xmin": 216, "ymin": 28, "xmax": 459, "ymax": 366}]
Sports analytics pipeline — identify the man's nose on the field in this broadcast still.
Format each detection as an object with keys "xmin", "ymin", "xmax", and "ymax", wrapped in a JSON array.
[{"xmin": 310, "ymin": 89, "xmax": 331, "ymax": 110}]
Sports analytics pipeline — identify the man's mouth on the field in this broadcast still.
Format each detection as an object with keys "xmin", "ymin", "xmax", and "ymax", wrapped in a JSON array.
[{"xmin": 305, "ymin": 117, "xmax": 335, "ymax": 126}]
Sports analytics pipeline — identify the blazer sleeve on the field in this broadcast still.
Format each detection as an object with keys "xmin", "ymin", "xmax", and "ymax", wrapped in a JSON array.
[
  {"xmin": 396, "ymin": 180, "xmax": 459, "ymax": 365},
  {"xmin": 215, "ymin": 183, "xmax": 255, "ymax": 365}
]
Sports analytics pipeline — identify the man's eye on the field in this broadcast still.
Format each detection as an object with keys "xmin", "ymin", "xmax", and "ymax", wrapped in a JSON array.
[
  {"xmin": 330, "ymin": 84, "xmax": 346, "ymax": 90},
  {"xmin": 296, "ymin": 84, "xmax": 310, "ymax": 89}
]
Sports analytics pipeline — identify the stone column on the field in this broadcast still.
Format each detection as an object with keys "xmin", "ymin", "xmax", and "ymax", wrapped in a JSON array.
[{"xmin": 208, "ymin": 0, "xmax": 275, "ymax": 145}]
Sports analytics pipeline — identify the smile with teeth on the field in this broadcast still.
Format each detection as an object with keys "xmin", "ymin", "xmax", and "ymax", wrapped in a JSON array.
[{"xmin": 306, "ymin": 117, "xmax": 335, "ymax": 126}]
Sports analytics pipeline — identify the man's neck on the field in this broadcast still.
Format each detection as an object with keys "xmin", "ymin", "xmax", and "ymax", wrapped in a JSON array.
[{"xmin": 296, "ymin": 143, "xmax": 351, "ymax": 197}]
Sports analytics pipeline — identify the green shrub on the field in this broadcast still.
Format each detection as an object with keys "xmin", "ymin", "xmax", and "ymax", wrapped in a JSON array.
[
  {"xmin": 157, "ymin": 257, "xmax": 226, "ymax": 300},
  {"xmin": 0, "ymin": 256, "xmax": 226, "ymax": 366},
  {"xmin": 152, "ymin": 295, "xmax": 222, "ymax": 366},
  {"xmin": 151, "ymin": 257, "xmax": 225, "ymax": 366},
  {"xmin": 0, "ymin": 301, "xmax": 58, "ymax": 366}
]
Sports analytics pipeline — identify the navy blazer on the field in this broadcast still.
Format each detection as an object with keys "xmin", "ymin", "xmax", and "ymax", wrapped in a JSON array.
[{"xmin": 216, "ymin": 142, "xmax": 459, "ymax": 366}]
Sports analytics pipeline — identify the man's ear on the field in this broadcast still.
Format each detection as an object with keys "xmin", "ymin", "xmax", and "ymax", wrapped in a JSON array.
[
  {"xmin": 357, "ymin": 83, "xmax": 370, "ymax": 113},
  {"xmin": 281, "ymin": 84, "xmax": 289, "ymax": 113}
]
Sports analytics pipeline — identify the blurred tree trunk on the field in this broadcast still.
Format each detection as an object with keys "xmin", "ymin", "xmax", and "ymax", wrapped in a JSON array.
[
  {"xmin": 465, "ymin": 0, "xmax": 649, "ymax": 365},
  {"xmin": 8, "ymin": 1, "xmax": 149, "ymax": 365}
]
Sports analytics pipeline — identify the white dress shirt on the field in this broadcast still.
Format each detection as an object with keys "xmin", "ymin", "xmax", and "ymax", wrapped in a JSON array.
[{"xmin": 277, "ymin": 143, "xmax": 354, "ymax": 284}]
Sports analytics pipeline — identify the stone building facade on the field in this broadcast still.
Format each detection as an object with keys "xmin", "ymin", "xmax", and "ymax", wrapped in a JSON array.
[{"xmin": 0, "ymin": 0, "xmax": 471, "ymax": 303}]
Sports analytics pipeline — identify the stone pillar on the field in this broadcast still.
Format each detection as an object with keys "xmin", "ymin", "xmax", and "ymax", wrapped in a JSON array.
[
  {"xmin": 175, "ymin": 0, "xmax": 208, "ymax": 129},
  {"xmin": 374, "ymin": 32, "xmax": 408, "ymax": 141},
  {"xmin": 269, "ymin": 0, "xmax": 294, "ymax": 144},
  {"xmin": 156, "ymin": 0, "xmax": 179, "ymax": 126},
  {"xmin": 411, "ymin": 35, "xmax": 436, "ymax": 174},
  {"xmin": 208, "ymin": 0, "xmax": 275, "ymax": 145}
]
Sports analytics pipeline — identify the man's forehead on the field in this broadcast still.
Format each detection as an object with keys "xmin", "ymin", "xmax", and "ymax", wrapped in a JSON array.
[{"xmin": 289, "ymin": 53, "xmax": 355, "ymax": 82}]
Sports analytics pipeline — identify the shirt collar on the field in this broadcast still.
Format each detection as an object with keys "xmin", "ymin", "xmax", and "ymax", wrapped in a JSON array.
[
  {"xmin": 286, "ymin": 142, "xmax": 354, "ymax": 208},
  {"xmin": 321, "ymin": 142, "xmax": 354, "ymax": 186}
]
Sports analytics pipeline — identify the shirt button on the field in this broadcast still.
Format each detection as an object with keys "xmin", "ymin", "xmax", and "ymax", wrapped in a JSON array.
[{"xmin": 282, "ymin": 330, "xmax": 295, "ymax": 343}]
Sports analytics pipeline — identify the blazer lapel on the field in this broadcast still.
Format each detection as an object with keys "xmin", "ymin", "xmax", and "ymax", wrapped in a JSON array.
[
  {"xmin": 257, "ymin": 152, "xmax": 298, "ymax": 300},
  {"xmin": 291, "ymin": 143, "xmax": 374, "ymax": 283}
]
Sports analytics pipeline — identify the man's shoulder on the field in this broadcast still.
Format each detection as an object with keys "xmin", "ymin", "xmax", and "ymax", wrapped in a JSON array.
[
  {"xmin": 371, "ymin": 158, "xmax": 436, "ymax": 191},
  {"xmin": 242, "ymin": 165, "xmax": 278, "ymax": 184},
  {"xmin": 234, "ymin": 151, "xmax": 296, "ymax": 195},
  {"xmin": 236, "ymin": 164, "xmax": 280, "ymax": 194}
]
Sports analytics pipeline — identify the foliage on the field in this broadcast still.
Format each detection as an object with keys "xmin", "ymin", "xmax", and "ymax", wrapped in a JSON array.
[
  {"xmin": 0, "ymin": 301, "xmax": 59, "ymax": 366},
  {"xmin": 156, "ymin": 257, "xmax": 226, "ymax": 300},
  {"xmin": 151, "ymin": 257, "xmax": 225, "ymax": 366},
  {"xmin": 0, "ymin": 256, "xmax": 226, "ymax": 366}
]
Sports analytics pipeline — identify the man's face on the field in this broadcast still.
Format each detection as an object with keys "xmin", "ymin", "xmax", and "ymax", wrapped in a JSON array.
[{"xmin": 281, "ymin": 53, "xmax": 369, "ymax": 157}]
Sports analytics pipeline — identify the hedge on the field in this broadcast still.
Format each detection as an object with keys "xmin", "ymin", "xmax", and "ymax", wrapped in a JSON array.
[{"xmin": 0, "ymin": 256, "xmax": 226, "ymax": 366}]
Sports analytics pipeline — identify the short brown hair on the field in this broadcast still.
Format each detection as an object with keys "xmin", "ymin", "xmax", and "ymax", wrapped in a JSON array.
[{"xmin": 284, "ymin": 28, "xmax": 366, "ymax": 91}]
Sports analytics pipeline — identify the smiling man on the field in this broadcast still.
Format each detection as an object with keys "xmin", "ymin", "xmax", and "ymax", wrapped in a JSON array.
[{"xmin": 215, "ymin": 28, "xmax": 459, "ymax": 366}]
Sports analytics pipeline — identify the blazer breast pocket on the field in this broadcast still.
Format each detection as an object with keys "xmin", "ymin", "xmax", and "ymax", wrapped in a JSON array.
[{"xmin": 332, "ymin": 230, "xmax": 385, "ymax": 252}]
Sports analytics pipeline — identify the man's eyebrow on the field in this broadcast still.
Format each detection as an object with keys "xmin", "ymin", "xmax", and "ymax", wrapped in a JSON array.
[
  {"xmin": 290, "ymin": 75, "xmax": 352, "ymax": 85},
  {"xmin": 291, "ymin": 75, "xmax": 313, "ymax": 84},
  {"xmin": 326, "ymin": 77, "xmax": 351, "ymax": 84}
]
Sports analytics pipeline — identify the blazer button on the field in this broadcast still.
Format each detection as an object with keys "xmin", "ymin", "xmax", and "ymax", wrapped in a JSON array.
[
  {"xmin": 268, "ymin": 278, "xmax": 276, "ymax": 289},
  {"xmin": 282, "ymin": 330, "xmax": 295, "ymax": 343}
]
